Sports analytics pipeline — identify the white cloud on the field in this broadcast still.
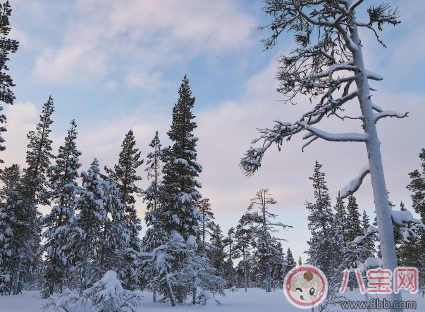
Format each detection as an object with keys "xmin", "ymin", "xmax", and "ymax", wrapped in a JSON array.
[
  {"xmin": 34, "ymin": 44, "xmax": 107, "ymax": 84},
  {"xmin": 125, "ymin": 71, "xmax": 164, "ymax": 91},
  {"xmin": 31, "ymin": 0, "xmax": 257, "ymax": 86},
  {"xmin": 2, "ymin": 102, "xmax": 38, "ymax": 167}
]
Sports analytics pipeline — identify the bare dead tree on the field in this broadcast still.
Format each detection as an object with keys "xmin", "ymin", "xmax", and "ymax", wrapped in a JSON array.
[{"xmin": 240, "ymin": 1, "xmax": 409, "ymax": 310}]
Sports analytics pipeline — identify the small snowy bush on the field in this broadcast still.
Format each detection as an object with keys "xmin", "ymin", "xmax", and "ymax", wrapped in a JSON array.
[{"xmin": 43, "ymin": 271, "xmax": 143, "ymax": 312}]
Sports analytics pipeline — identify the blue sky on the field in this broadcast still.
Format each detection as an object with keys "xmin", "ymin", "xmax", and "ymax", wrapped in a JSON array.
[{"xmin": 3, "ymin": 0, "xmax": 425, "ymax": 262}]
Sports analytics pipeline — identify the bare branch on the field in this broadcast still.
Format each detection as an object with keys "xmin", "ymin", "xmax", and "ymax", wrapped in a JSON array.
[
  {"xmin": 373, "ymin": 110, "xmax": 408, "ymax": 123},
  {"xmin": 348, "ymin": 0, "xmax": 365, "ymax": 13},
  {"xmin": 302, "ymin": 135, "xmax": 318, "ymax": 151},
  {"xmin": 293, "ymin": 3, "xmax": 337, "ymax": 28}
]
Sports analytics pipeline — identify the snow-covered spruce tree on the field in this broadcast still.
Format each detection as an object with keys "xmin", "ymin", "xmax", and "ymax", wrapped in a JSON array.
[
  {"xmin": 334, "ymin": 193, "xmax": 347, "ymax": 246},
  {"xmin": 297, "ymin": 256, "xmax": 302, "ymax": 266},
  {"xmin": 284, "ymin": 247, "xmax": 296, "ymax": 276},
  {"xmin": 142, "ymin": 131, "xmax": 165, "ymax": 301},
  {"xmin": 94, "ymin": 175, "xmax": 130, "ymax": 286},
  {"xmin": 234, "ymin": 213, "xmax": 255, "ymax": 292},
  {"xmin": 406, "ymin": 149, "xmax": 425, "ymax": 293},
  {"xmin": 197, "ymin": 198, "xmax": 215, "ymax": 255},
  {"xmin": 143, "ymin": 76, "xmax": 222, "ymax": 305},
  {"xmin": 247, "ymin": 189, "xmax": 290, "ymax": 292},
  {"xmin": 344, "ymin": 194, "xmax": 363, "ymax": 290},
  {"xmin": 407, "ymin": 148, "xmax": 425, "ymax": 223},
  {"xmin": 0, "ymin": 164, "xmax": 21, "ymax": 294},
  {"xmin": 222, "ymin": 227, "xmax": 237, "ymax": 288},
  {"xmin": 206, "ymin": 222, "xmax": 227, "ymax": 280},
  {"xmin": 0, "ymin": 1, "xmax": 19, "ymax": 162},
  {"xmin": 394, "ymin": 203, "xmax": 412, "ymax": 262},
  {"xmin": 143, "ymin": 130, "xmax": 163, "ymax": 226},
  {"xmin": 70, "ymin": 159, "xmax": 108, "ymax": 290},
  {"xmin": 250, "ymin": 239, "xmax": 285, "ymax": 290},
  {"xmin": 306, "ymin": 162, "xmax": 344, "ymax": 305},
  {"xmin": 105, "ymin": 129, "xmax": 143, "ymax": 289},
  {"xmin": 240, "ymin": 1, "xmax": 406, "ymax": 307},
  {"xmin": 7, "ymin": 97, "xmax": 55, "ymax": 294},
  {"xmin": 360, "ymin": 210, "xmax": 375, "ymax": 260},
  {"xmin": 345, "ymin": 195, "xmax": 363, "ymax": 243},
  {"xmin": 160, "ymin": 75, "xmax": 202, "ymax": 238},
  {"xmin": 42, "ymin": 120, "xmax": 82, "ymax": 297},
  {"xmin": 71, "ymin": 160, "xmax": 130, "ymax": 291},
  {"xmin": 270, "ymin": 241, "xmax": 286, "ymax": 289}
]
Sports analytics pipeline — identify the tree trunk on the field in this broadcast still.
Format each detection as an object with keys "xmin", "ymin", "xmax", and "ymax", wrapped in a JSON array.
[
  {"xmin": 350, "ymin": 16, "xmax": 402, "ymax": 311},
  {"xmin": 192, "ymin": 276, "xmax": 196, "ymax": 304},
  {"xmin": 243, "ymin": 246, "xmax": 248, "ymax": 292},
  {"xmin": 166, "ymin": 277, "xmax": 176, "ymax": 306},
  {"xmin": 11, "ymin": 262, "xmax": 21, "ymax": 295},
  {"xmin": 261, "ymin": 200, "xmax": 271, "ymax": 293},
  {"xmin": 153, "ymin": 283, "xmax": 157, "ymax": 302}
]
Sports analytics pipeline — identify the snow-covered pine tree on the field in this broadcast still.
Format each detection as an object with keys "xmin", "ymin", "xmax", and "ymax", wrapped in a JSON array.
[
  {"xmin": 334, "ymin": 193, "xmax": 347, "ymax": 246},
  {"xmin": 240, "ymin": 1, "xmax": 405, "ymax": 308},
  {"xmin": 345, "ymin": 195, "xmax": 363, "ymax": 242},
  {"xmin": 306, "ymin": 162, "xmax": 344, "ymax": 302},
  {"xmin": 247, "ymin": 189, "xmax": 290, "ymax": 292},
  {"xmin": 284, "ymin": 247, "xmax": 296, "ymax": 276},
  {"xmin": 71, "ymin": 159, "xmax": 108, "ymax": 291},
  {"xmin": 234, "ymin": 213, "xmax": 255, "ymax": 292},
  {"xmin": 144, "ymin": 130, "xmax": 163, "ymax": 226},
  {"xmin": 0, "ymin": 164, "xmax": 20, "ymax": 294},
  {"xmin": 361, "ymin": 210, "xmax": 375, "ymax": 260},
  {"xmin": 42, "ymin": 120, "xmax": 82, "ymax": 297},
  {"xmin": 345, "ymin": 194, "xmax": 363, "ymax": 290},
  {"xmin": 407, "ymin": 148, "xmax": 425, "ymax": 222},
  {"xmin": 0, "ymin": 1, "xmax": 19, "ymax": 162},
  {"xmin": 222, "ymin": 227, "xmax": 237, "ymax": 288},
  {"xmin": 396, "ymin": 202, "xmax": 421, "ymax": 277},
  {"xmin": 197, "ymin": 198, "xmax": 215, "ymax": 255},
  {"xmin": 94, "ymin": 175, "xmax": 130, "ymax": 286},
  {"xmin": 206, "ymin": 222, "xmax": 226, "ymax": 280},
  {"xmin": 406, "ymin": 149, "xmax": 425, "ymax": 293},
  {"xmin": 142, "ymin": 131, "xmax": 164, "ymax": 301},
  {"xmin": 7, "ymin": 97, "xmax": 55, "ymax": 294},
  {"xmin": 159, "ymin": 75, "xmax": 202, "ymax": 238},
  {"xmin": 143, "ymin": 76, "xmax": 222, "ymax": 305},
  {"xmin": 105, "ymin": 129, "xmax": 143, "ymax": 289},
  {"xmin": 269, "ymin": 241, "xmax": 285, "ymax": 290}
]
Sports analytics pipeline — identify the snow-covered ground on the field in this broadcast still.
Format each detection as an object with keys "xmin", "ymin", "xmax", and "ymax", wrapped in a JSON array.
[{"xmin": 0, "ymin": 288, "xmax": 423, "ymax": 312}]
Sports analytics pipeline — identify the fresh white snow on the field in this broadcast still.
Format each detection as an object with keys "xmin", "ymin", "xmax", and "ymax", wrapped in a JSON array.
[{"xmin": 1, "ymin": 288, "xmax": 424, "ymax": 312}]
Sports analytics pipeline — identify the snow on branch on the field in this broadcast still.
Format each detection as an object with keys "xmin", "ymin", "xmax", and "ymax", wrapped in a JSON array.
[
  {"xmin": 358, "ymin": 257, "xmax": 383, "ymax": 273},
  {"xmin": 298, "ymin": 121, "xmax": 368, "ymax": 143},
  {"xmin": 365, "ymin": 69, "xmax": 383, "ymax": 81},
  {"xmin": 353, "ymin": 225, "xmax": 377, "ymax": 245},
  {"xmin": 304, "ymin": 62, "xmax": 357, "ymax": 81},
  {"xmin": 373, "ymin": 110, "xmax": 408, "ymax": 123},
  {"xmin": 372, "ymin": 103, "xmax": 383, "ymax": 112},
  {"xmin": 340, "ymin": 164, "xmax": 370, "ymax": 198},
  {"xmin": 391, "ymin": 210, "xmax": 425, "ymax": 243},
  {"xmin": 240, "ymin": 89, "xmax": 361, "ymax": 175}
]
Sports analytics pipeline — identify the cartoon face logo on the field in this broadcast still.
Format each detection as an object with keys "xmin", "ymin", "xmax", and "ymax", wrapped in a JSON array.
[{"xmin": 284, "ymin": 265, "xmax": 328, "ymax": 309}]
